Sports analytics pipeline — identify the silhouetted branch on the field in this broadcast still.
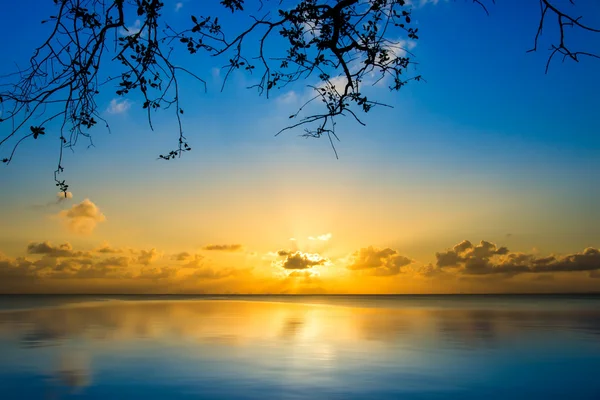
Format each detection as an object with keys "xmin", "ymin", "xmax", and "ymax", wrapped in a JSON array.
[
  {"xmin": 527, "ymin": 0, "xmax": 600, "ymax": 73},
  {"xmin": 1, "ymin": 0, "xmax": 599, "ymax": 193},
  {"xmin": 204, "ymin": 0, "xmax": 421, "ymax": 144}
]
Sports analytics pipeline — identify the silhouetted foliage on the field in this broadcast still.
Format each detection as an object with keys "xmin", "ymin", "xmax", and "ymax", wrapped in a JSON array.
[{"xmin": 0, "ymin": 0, "xmax": 598, "ymax": 194}]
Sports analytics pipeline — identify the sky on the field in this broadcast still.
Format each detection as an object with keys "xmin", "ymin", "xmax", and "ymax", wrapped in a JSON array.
[{"xmin": 0, "ymin": 0, "xmax": 599, "ymax": 294}]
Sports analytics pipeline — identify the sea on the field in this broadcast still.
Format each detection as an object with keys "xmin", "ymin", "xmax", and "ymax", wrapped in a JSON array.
[{"xmin": 0, "ymin": 294, "xmax": 599, "ymax": 399}]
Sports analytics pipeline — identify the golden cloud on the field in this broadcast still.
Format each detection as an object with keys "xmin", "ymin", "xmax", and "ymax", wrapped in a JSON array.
[
  {"xmin": 202, "ymin": 244, "xmax": 244, "ymax": 252},
  {"xmin": 58, "ymin": 199, "xmax": 106, "ymax": 234},
  {"xmin": 347, "ymin": 246, "xmax": 412, "ymax": 276}
]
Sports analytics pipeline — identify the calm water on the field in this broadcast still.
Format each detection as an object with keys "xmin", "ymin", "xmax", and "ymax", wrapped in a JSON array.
[{"xmin": 0, "ymin": 295, "xmax": 599, "ymax": 399}]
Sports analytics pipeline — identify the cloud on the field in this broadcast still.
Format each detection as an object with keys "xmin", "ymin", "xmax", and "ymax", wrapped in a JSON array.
[
  {"xmin": 435, "ymin": 240, "xmax": 508, "ymax": 268},
  {"xmin": 119, "ymin": 19, "xmax": 142, "ymax": 37},
  {"xmin": 274, "ymin": 251, "xmax": 329, "ymax": 270},
  {"xmin": 57, "ymin": 191, "xmax": 73, "ymax": 202},
  {"xmin": 416, "ymin": 263, "xmax": 447, "ymax": 278},
  {"xmin": 192, "ymin": 266, "xmax": 252, "ymax": 280},
  {"xmin": 182, "ymin": 254, "xmax": 205, "ymax": 268},
  {"xmin": 96, "ymin": 256, "xmax": 130, "ymax": 269},
  {"xmin": 136, "ymin": 248, "xmax": 161, "ymax": 265},
  {"xmin": 58, "ymin": 199, "xmax": 106, "ymax": 234},
  {"xmin": 433, "ymin": 240, "xmax": 600, "ymax": 277},
  {"xmin": 405, "ymin": 0, "xmax": 443, "ymax": 6},
  {"xmin": 175, "ymin": 2, "xmax": 183, "ymax": 12},
  {"xmin": 171, "ymin": 252, "xmax": 192, "ymax": 261},
  {"xmin": 95, "ymin": 243, "xmax": 123, "ymax": 254},
  {"xmin": 286, "ymin": 270, "xmax": 320, "ymax": 282},
  {"xmin": 2, "ymin": 244, "xmax": 133, "ymax": 283},
  {"xmin": 309, "ymin": 233, "xmax": 332, "ymax": 241},
  {"xmin": 106, "ymin": 98, "xmax": 131, "ymax": 114},
  {"xmin": 528, "ymin": 248, "xmax": 600, "ymax": 274},
  {"xmin": 347, "ymin": 246, "xmax": 412, "ymax": 276},
  {"xmin": 27, "ymin": 241, "xmax": 90, "ymax": 258},
  {"xmin": 138, "ymin": 267, "xmax": 178, "ymax": 280},
  {"xmin": 202, "ymin": 244, "xmax": 244, "ymax": 252},
  {"xmin": 0, "ymin": 257, "xmax": 37, "ymax": 284},
  {"xmin": 276, "ymin": 90, "xmax": 299, "ymax": 106},
  {"xmin": 32, "ymin": 255, "xmax": 131, "ymax": 280}
]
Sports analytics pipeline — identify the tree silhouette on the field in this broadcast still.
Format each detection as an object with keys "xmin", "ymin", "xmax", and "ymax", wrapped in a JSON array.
[{"xmin": 0, "ymin": 0, "xmax": 598, "ymax": 194}]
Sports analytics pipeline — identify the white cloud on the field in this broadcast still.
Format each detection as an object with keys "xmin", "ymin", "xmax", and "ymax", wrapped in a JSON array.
[
  {"xmin": 309, "ymin": 233, "xmax": 332, "ymax": 241},
  {"xmin": 57, "ymin": 192, "xmax": 73, "ymax": 202},
  {"xmin": 275, "ymin": 90, "xmax": 299, "ymax": 106},
  {"xmin": 405, "ymin": 0, "xmax": 443, "ymax": 6},
  {"xmin": 119, "ymin": 19, "xmax": 142, "ymax": 36},
  {"xmin": 175, "ymin": 2, "xmax": 183, "ymax": 12},
  {"xmin": 106, "ymin": 99, "xmax": 131, "ymax": 114},
  {"xmin": 385, "ymin": 39, "xmax": 417, "ymax": 59}
]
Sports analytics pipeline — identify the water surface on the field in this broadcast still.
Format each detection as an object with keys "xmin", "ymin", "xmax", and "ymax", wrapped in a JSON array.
[{"xmin": 0, "ymin": 295, "xmax": 599, "ymax": 399}]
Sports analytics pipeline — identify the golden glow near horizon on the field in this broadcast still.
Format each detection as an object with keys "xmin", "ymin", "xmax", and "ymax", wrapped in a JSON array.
[{"xmin": 0, "ymin": 195, "xmax": 599, "ymax": 294}]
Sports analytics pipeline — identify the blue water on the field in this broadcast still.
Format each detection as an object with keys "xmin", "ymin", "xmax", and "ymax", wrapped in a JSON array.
[{"xmin": 0, "ymin": 295, "xmax": 599, "ymax": 399}]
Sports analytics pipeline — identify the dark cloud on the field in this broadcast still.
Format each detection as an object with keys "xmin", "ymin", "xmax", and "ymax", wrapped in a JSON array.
[
  {"xmin": 1, "ymin": 241, "xmax": 247, "ymax": 290},
  {"xmin": 435, "ymin": 240, "xmax": 507, "ymax": 268},
  {"xmin": 202, "ymin": 244, "xmax": 244, "ymax": 252},
  {"xmin": 277, "ymin": 251, "xmax": 328, "ymax": 270},
  {"xmin": 42, "ymin": 257, "xmax": 130, "ymax": 280},
  {"xmin": 1, "ymin": 249, "xmax": 131, "ymax": 282},
  {"xmin": 529, "ymin": 248, "xmax": 600, "ymax": 273},
  {"xmin": 0, "ymin": 257, "xmax": 37, "ymax": 284},
  {"xmin": 417, "ymin": 263, "xmax": 447, "ymax": 278},
  {"xmin": 27, "ymin": 241, "xmax": 90, "ymax": 258},
  {"xmin": 277, "ymin": 250, "xmax": 291, "ymax": 257},
  {"xmin": 433, "ymin": 240, "xmax": 600, "ymax": 277},
  {"xmin": 347, "ymin": 246, "xmax": 412, "ymax": 276}
]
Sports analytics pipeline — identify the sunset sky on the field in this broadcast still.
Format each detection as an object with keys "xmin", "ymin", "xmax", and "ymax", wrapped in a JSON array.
[{"xmin": 0, "ymin": 0, "xmax": 599, "ymax": 294}]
